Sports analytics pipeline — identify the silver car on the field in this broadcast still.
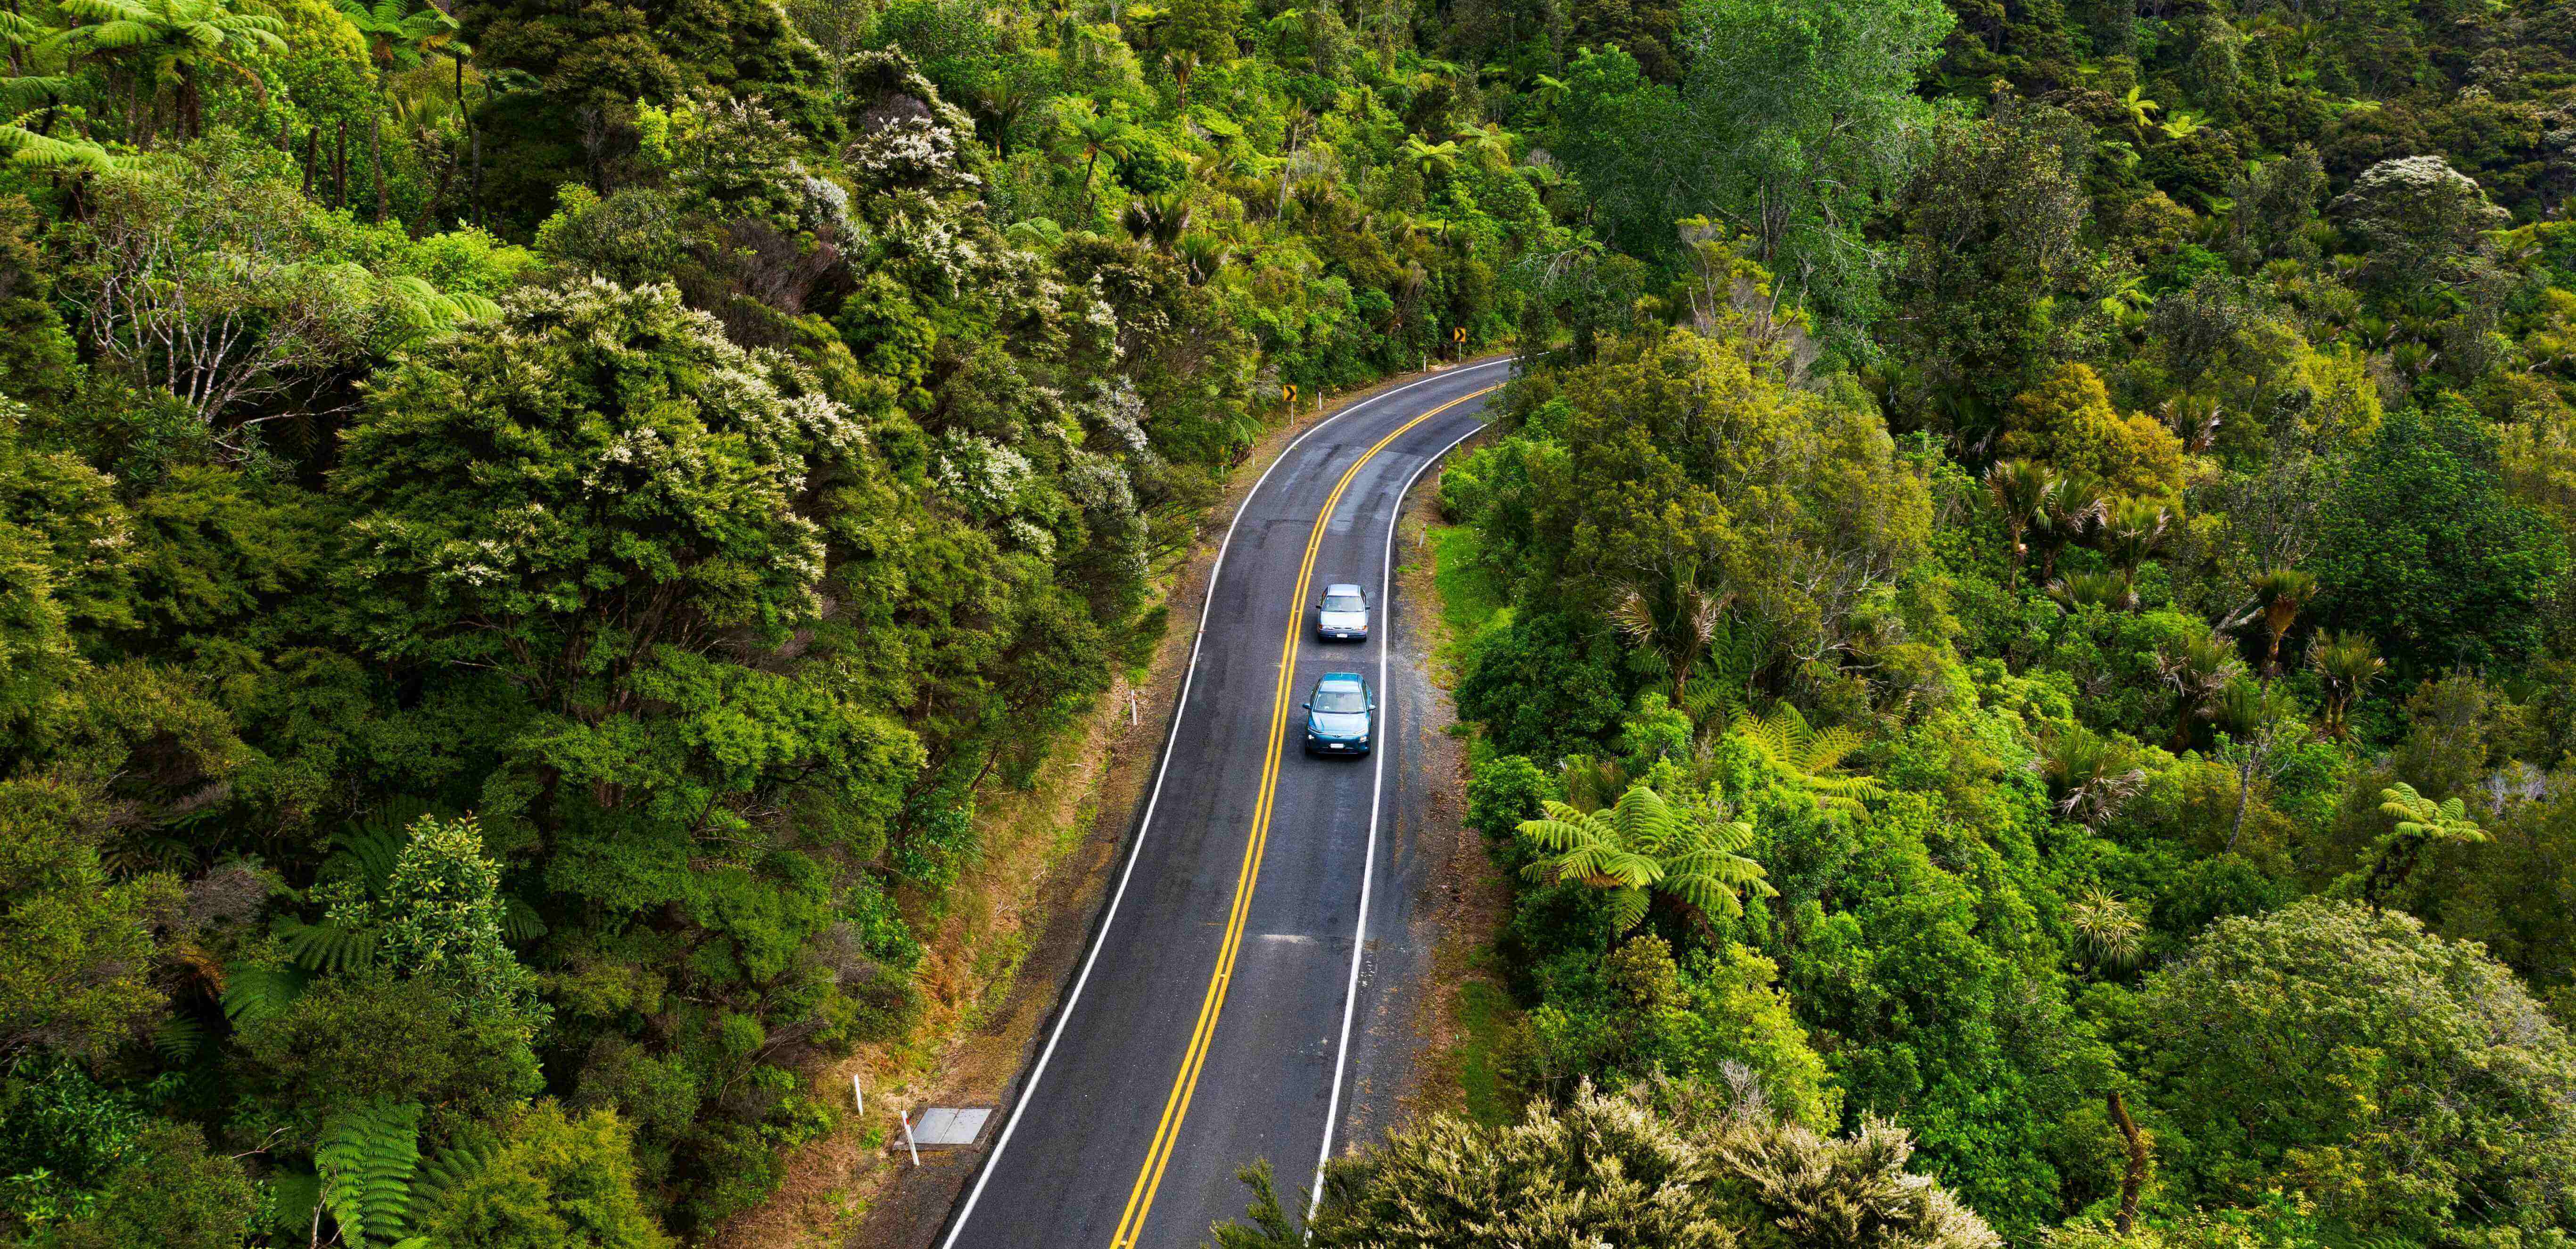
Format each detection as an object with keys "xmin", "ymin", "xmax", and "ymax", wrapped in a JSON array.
[{"xmin": 1316, "ymin": 583, "xmax": 1369, "ymax": 641}]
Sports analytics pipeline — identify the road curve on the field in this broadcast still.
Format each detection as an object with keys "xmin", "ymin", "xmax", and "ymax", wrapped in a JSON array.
[{"xmin": 935, "ymin": 358, "xmax": 1509, "ymax": 1249}]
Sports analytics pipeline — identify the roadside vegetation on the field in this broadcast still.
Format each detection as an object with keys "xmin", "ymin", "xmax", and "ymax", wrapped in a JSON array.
[
  {"xmin": 8, "ymin": 0, "xmax": 2576, "ymax": 1237},
  {"xmin": 1233, "ymin": 0, "xmax": 2576, "ymax": 1243},
  {"xmin": 0, "ymin": 0, "xmax": 1540, "ymax": 1240}
]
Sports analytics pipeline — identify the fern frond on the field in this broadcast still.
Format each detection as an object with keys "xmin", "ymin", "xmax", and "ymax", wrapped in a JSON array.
[
  {"xmin": 0, "ymin": 117, "xmax": 116, "ymax": 173},
  {"xmin": 219, "ymin": 961, "xmax": 308, "ymax": 1028},
  {"xmin": 0, "ymin": 75, "xmax": 70, "ymax": 110},
  {"xmin": 1801, "ymin": 724, "xmax": 1867, "ymax": 772},
  {"xmin": 1605, "ymin": 886, "xmax": 1651, "ymax": 933},
  {"xmin": 500, "ymin": 895, "xmax": 545, "ymax": 942},
  {"xmin": 1680, "ymin": 678, "xmax": 1741, "ymax": 731},
  {"xmin": 53, "ymin": 0, "xmax": 149, "ymax": 22},
  {"xmin": 1607, "ymin": 786, "xmax": 1678, "ymax": 851},
  {"xmin": 1800, "ymin": 772, "xmax": 1886, "ymax": 799},
  {"xmin": 277, "ymin": 915, "xmax": 379, "ymax": 975},
  {"xmin": 0, "ymin": 9, "xmax": 54, "ymax": 44},
  {"xmin": 1734, "ymin": 707, "xmax": 1812, "ymax": 764},
  {"xmin": 330, "ymin": 801, "xmax": 427, "ymax": 892},
  {"xmin": 155, "ymin": 1014, "xmax": 206, "ymax": 1060},
  {"xmin": 1661, "ymin": 875, "xmax": 1745, "ymax": 919},
  {"xmin": 1518, "ymin": 815, "xmax": 1593, "ymax": 854},
  {"xmin": 271, "ymin": 1171, "xmax": 322, "ymax": 1236},
  {"xmin": 318, "ymin": 1100, "xmax": 421, "ymax": 1248},
  {"xmin": 409, "ymin": 1139, "xmax": 492, "ymax": 1227}
]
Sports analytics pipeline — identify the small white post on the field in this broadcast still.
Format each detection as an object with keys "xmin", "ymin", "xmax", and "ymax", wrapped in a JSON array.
[
  {"xmin": 900, "ymin": 1111, "xmax": 921, "ymax": 1167},
  {"xmin": 850, "ymin": 1071, "xmax": 864, "ymax": 1114}
]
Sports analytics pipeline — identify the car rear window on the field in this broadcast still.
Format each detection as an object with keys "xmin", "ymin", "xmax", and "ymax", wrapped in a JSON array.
[
  {"xmin": 1313, "ymin": 689, "xmax": 1367, "ymax": 713},
  {"xmin": 1323, "ymin": 595, "xmax": 1365, "ymax": 613}
]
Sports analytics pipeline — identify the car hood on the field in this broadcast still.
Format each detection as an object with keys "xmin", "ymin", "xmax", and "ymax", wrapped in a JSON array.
[
  {"xmin": 1309, "ymin": 711, "xmax": 1371, "ymax": 736},
  {"xmin": 1320, "ymin": 611, "xmax": 1368, "ymax": 629}
]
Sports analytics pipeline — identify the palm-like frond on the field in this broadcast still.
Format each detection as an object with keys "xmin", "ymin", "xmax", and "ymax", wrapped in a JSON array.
[
  {"xmin": 2039, "ymin": 728, "xmax": 2147, "ymax": 827},
  {"xmin": 1732, "ymin": 707, "xmax": 1884, "ymax": 812},
  {"xmin": 1518, "ymin": 785, "xmax": 1770, "ymax": 931},
  {"xmin": 2067, "ymin": 888, "xmax": 2145, "ymax": 973},
  {"xmin": 2096, "ymin": 497, "xmax": 2170, "ymax": 571},
  {"xmin": 2358, "ymin": 782, "xmax": 2487, "ymax": 912},
  {"xmin": 2378, "ymin": 782, "xmax": 2480, "ymax": 843},
  {"xmin": 1660, "ymin": 818, "xmax": 1775, "ymax": 919},
  {"xmin": 2310, "ymin": 630, "xmax": 2383, "ymax": 739},
  {"xmin": 0, "ymin": 114, "xmax": 116, "ymax": 173}
]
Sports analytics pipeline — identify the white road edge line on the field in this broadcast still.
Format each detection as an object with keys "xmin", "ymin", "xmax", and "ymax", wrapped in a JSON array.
[
  {"xmin": 1306, "ymin": 406, "xmax": 1494, "ymax": 1225},
  {"xmin": 937, "ymin": 355, "xmax": 1512, "ymax": 1249}
]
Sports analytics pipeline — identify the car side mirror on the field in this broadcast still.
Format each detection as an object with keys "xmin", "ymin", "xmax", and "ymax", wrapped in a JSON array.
[{"xmin": 1300, "ymin": 701, "xmax": 1311, "ymax": 710}]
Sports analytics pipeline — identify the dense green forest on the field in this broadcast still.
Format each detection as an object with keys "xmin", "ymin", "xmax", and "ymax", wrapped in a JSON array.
[
  {"xmin": 5, "ymin": 0, "xmax": 2576, "ymax": 1234},
  {"xmin": 0, "ymin": 0, "xmax": 1534, "ymax": 1237},
  {"xmin": 1398, "ymin": 0, "xmax": 2576, "ymax": 1245}
]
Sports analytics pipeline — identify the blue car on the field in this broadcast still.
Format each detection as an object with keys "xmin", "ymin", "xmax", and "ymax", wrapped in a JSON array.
[{"xmin": 1301, "ymin": 672, "xmax": 1376, "ymax": 756}]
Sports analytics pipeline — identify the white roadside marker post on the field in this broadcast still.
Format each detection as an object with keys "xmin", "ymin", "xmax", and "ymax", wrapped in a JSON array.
[
  {"xmin": 851, "ymin": 1071, "xmax": 863, "ymax": 1114},
  {"xmin": 900, "ymin": 1111, "xmax": 921, "ymax": 1167}
]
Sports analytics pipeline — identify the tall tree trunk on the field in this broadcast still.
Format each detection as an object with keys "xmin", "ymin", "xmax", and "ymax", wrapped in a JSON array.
[
  {"xmin": 419, "ymin": 131, "xmax": 457, "ymax": 235},
  {"xmin": 302, "ymin": 126, "xmax": 319, "ymax": 197},
  {"xmin": 2107, "ymin": 1091, "xmax": 2149, "ymax": 1235},
  {"xmin": 2225, "ymin": 736, "xmax": 2269, "ymax": 852},
  {"xmin": 370, "ymin": 116, "xmax": 387, "ymax": 222}
]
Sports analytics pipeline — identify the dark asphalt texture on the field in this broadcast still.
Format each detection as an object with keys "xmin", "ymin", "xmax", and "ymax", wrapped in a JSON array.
[{"xmin": 935, "ymin": 359, "xmax": 1507, "ymax": 1249}]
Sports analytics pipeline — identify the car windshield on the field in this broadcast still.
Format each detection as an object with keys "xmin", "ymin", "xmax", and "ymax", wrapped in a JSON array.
[
  {"xmin": 1312, "ymin": 689, "xmax": 1368, "ymax": 714},
  {"xmin": 1323, "ymin": 595, "xmax": 1365, "ymax": 613}
]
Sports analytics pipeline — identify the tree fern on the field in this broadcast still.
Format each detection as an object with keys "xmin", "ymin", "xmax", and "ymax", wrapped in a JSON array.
[
  {"xmin": 1519, "ymin": 784, "xmax": 1774, "ymax": 933},
  {"xmin": 2356, "ymin": 782, "xmax": 2485, "ymax": 913},
  {"xmin": 317, "ymin": 1100, "xmax": 422, "ymax": 1248},
  {"xmin": 1682, "ymin": 618, "xmax": 1762, "ymax": 729},
  {"xmin": 1731, "ymin": 706, "xmax": 1884, "ymax": 812},
  {"xmin": 0, "ymin": 115, "xmax": 116, "ymax": 174}
]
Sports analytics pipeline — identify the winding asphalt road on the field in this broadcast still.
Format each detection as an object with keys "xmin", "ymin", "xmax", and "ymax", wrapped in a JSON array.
[{"xmin": 934, "ymin": 357, "xmax": 1510, "ymax": 1248}]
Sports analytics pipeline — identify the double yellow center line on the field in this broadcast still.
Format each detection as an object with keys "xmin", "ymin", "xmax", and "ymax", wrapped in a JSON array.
[{"xmin": 1106, "ymin": 384, "xmax": 1496, "ymax": 1249}]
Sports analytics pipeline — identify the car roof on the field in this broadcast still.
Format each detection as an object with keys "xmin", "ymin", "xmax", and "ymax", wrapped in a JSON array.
[
  {"xmin": 1323, "ymin": 583, "xmax": 1365, "ymax": 597},
  {"xmin": 1314, "ymin": 672, "xmax": 1368, "ymax": 688}
]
